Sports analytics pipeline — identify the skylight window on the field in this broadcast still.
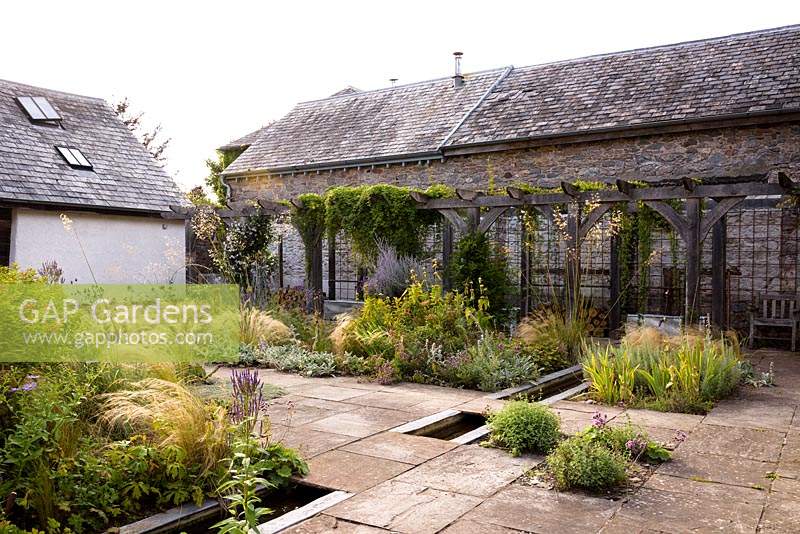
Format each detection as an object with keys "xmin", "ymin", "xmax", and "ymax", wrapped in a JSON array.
[
  {"xmin": 56, "ymin": 147, "xmax": 92, "ymax": 170},
  {"xmin": 18, "ymin": 96, "xmax": 61, "ymax": 121}
]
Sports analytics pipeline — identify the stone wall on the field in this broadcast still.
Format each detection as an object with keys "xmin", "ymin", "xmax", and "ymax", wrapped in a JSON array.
[
  {"xmin": 227, "ymin": 122, "xmax": 800, "ymax": 327},
  {"xmin": 229, "ymin": 123, "xmax": 800, "ymax": 203}
]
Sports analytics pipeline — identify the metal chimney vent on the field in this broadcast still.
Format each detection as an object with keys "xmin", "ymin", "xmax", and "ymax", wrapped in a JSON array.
[{"xmin": 452, "ymin": 52, "xmax": 464, "ymax": 88}]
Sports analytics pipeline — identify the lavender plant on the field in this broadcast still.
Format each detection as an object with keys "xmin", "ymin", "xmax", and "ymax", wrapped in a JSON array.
[{"xmin": 364, "ymin": 241, "xmax": 433, "ymax": 298}]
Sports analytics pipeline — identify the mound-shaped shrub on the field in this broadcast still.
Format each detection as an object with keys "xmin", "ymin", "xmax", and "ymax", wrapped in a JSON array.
[{"xmin": 487, "ymin": 401, "xmax": 560, "ymax": 456}]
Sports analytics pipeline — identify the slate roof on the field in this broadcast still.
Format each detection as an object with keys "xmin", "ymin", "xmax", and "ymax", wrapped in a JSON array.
[
  {"xmin": 219, "ymin": 125, "xmax": 271, "ymax": 151},
  {"xmin": 0, "ymin": 79, "xmax": 184, "ymax": 213},
  {"xmin": 223, "ymin": 69, "xmax": 508, "ymax": 175},
  {"xmin": 223, "ymin": 25, "xmax": 800, "ymax": 176},
  {"xmin": 450, "ymin": 24, "xmax": 800, "ymax": 146}
]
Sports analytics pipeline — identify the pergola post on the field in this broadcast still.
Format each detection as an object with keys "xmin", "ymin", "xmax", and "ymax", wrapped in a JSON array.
[
  {"xmin": 277, "ymin": 236, "xmax": 284, "ymax": 288},
  {"xmin": 327, "ymin": 235, "xmax": 336, "ymax": 300},
  {"xmin": 565, "ymin": 203, "xmax": 581, "ymax": 315},
  {"xmin": 711, "ymin": 215, "xmax": 728, "ymax": 329},
  {"xmin": 308, "ymin": 237, "xmax": 323, "ymax": 313},
  {"xmin": 441, "ymin": 222, "xmax": 453, "ymax": 291},
  {"xmin": 467, "ymin": 207, "xmax": 480, "ymax": 232},
  {"xmin": 684, "ymin": 198, "xmax": 702, "ymax": 323},
  {"xmin": 520, "ymin": 220, "xmax": 530, "ymax": 316},
  {"xmin": 609, "ymin": 234, "xmax": 622, "ymax": 335}
]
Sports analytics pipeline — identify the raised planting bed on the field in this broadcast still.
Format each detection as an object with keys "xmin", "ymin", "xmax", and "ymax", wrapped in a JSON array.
[{"xmin": 119, "ymin": 483, "xmax": 350, "ymax": 534}]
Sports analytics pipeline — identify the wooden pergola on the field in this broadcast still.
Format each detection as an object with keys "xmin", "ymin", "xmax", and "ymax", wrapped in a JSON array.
[
  {"xmin": 408, "ymin": 173, "xmax": 797, "ymax": 330},
  {"xmin": 180, "ymin": 174, "xmax": 797, "ymax": 329}
]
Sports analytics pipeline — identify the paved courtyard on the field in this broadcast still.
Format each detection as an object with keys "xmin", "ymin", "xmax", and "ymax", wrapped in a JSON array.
[{"xmin": 232, "ymin": 349, "xmax": 799, "ymax": 533}]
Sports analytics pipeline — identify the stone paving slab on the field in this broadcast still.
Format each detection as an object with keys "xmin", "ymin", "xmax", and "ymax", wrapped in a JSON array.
[
  {"xmin": 266, "ymin": 402, "xmax": 341, "ymax": 427},
  {"xmin": 325, "ymin": 480, "xmax": 482, "ymax": 533},
  {"xmin": 614, "ymin": 485, "xmax": 764, "ymax": 533},
  {"xmin": 439, "ymin": 519, "xmax": 525, "ymax": 533},
  {"xmin": 271, "ymin": 424, "xmax": 359, "ymax": 459},
  {"xmin": 657, "ymin": 449, "xmax": 777, "ymax": 488},
  {"xmin": 616, "ymin": 408, "xmax": 704, "ymax": 432},
  {"xmin": 307, "ymin": 407, "xmax": 412, "ymax": 438},
  {"xmin": 399, "ymin": 398, "xmax": 467, "ymax": 417},
  {"xmin": 273, "ymin": 395, "xmax": 360, "ymax": 413},
  {"xmin": 771, "ymin": 475, "xmax": 800, "ymax": 497},
  {"xmin": 340, "ymin": 432, "xmax": 458, "ymax": 465},
  {"xmin": 394, "ymin": 445, "xmax": 535, "ymax": 497},
  {"xmin": 291, "ymin": 384, "xmax": 374, "ymax": 402},
  {"xmin": 780, "ymin": 430, "xmax": 800, "ymax": 466},
  {"xmin": 259, "ymin": 369, "xmax": 316, "ymax": 388},
  {"xmin": 642, "ymin": 473, "xmax": 767, "ymax": 502},
  {"xmin": 386, "ymin": 382, "xmax": 485, "ymax": 401},
  {"xmin": 344, "ymin": 391, "xmax": 431, "ymax": 411},
  {"xmin": 703, "ymin": 398, "xmax": 796, "ymax": 431},
  {"xmin": 752, "ymin": 493, "xmax": 800, "ymax": 533},
  {"xmin": 301, "ymin": 450, "xmax": 411, "ymax": 493},
  {"xmin": 678, "ymin": 423, "xmax": 785, "ymax": 462},
  {"xmin": 598, "ymin": 514, "xmax": 672, "ymax": 533},
  {"xmin": 282, "ymin": 515, "xmax": 389, "ymax": 533},
  {"xmin": 313, "ymin": 376, "xmax": 389, "ymax": 391},
  {"xmin": 462, "ymin": 484, "xmax": 618, "ymax": 534},
  {"xmin": 553, "ymin": 400, "xmax": 625, "ymax": 417},
  {"xmin": 552, "ymin": 406, "xmax": 602, "ymax": 435}
]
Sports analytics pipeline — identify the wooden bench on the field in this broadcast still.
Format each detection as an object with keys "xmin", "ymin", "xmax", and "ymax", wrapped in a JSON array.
[{"xmin": 749, "ymin": 292, "xmax": 800, "ymax": 351}]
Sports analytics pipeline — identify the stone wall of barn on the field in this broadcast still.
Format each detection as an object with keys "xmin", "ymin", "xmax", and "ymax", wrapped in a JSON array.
[
  {"xmin": 229, "ymin": 123, "xmax": 800, "ymax": 202},
  {"xmin": 227, "ymin": 121, "xmax": 800, "ymax": 330}
]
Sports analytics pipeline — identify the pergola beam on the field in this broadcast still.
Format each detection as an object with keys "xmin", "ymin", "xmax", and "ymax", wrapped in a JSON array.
[{"xmin": 418, "ymin": 179, "xmax": 781, "ymax": 210}]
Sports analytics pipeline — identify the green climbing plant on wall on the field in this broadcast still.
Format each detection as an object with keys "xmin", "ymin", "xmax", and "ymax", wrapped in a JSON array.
[
  {"xmin": 288, "ymin": 184, "xmax": 454, "ymax": 281},
  {"xmin": 324, "ymin": 184, "xmax": 452, "ymax": 262},
  {"xmin": 289, "ymin": 193, "xmax": 326, "ymax": 279}
]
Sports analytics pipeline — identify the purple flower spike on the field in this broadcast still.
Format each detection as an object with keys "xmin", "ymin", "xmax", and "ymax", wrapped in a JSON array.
[
  {"xmin": 230, "ymin": 368, "xmax": 265, "ymax": 433},
  {"xmin": 21, "ymin": 382, "xmax": 37, "ymax": 391},
  {"xmin": 26, "ymin": 374, "xmax": 39, "ymax": 380},
  {"xmin": 591, "ymin": 412, "xmax": 608, "ymax": 428},
  {"xmin": 9, "ymin": 387, "xmax": 18, "ymax": 392}
]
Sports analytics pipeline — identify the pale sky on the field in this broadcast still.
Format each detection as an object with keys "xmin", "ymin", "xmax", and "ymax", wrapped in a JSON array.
[{"xmin": 2, "ymin": 1, "xmax": 798, "ymax": 192}]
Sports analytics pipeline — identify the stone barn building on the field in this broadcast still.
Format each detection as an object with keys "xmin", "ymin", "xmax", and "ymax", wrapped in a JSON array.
[{"xmin": 218, "ymin": 25, "xmax": 800, "ymax": 329}]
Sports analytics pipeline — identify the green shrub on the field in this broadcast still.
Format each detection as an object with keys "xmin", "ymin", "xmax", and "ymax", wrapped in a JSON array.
[
  {"xmin": 578, "ymin": 420, "xmax": 670, "ymax": 464},
  {"xmin": 336, "ymin": 282, "xmax": 490, "ymax": 383},
  {"xmin": 449, "ymin": 335, "xmax": 540, "ymax": 392},
  {"xmin": 448, "ymin": 232, "xmax": 514, "ymax": 322},
  {"xmin": 547, "ymin": 436, "xmax": 628, "ymax": 491},
  {"xmin": 487, "ymin": 401, "xmax": 560, "ymax": 456},
  {"xmin": 255, "ymin": 345, "xmax": 337, "ymax": 377}
]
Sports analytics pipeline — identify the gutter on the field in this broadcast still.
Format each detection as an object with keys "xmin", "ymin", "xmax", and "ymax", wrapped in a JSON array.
[{"xmin": 222, "ymin": 151, "xmax": 444, "ymax": 179}]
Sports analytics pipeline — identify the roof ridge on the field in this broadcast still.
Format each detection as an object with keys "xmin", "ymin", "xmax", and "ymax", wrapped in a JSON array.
[
  {"xmin": 0, "ymin": 78, "xmax": 106, "ymax": 102},
  {"xmin": 437, "ymin": 66, "xmax": 514, "ymax": 150},
  {"xmin": 511, "ymin": 23, "xmax": 800, "ymax": 73},
  {"xmin": 299, "ymin": 67, "xmax": 508, "ymax": 104}
]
